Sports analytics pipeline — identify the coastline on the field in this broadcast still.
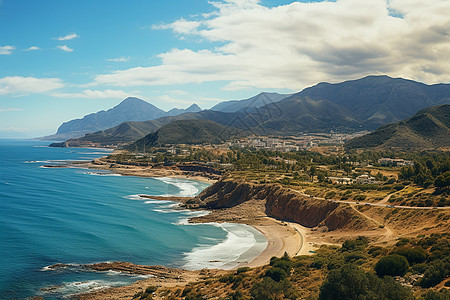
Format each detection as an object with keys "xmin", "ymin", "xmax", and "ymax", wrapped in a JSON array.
[
  {"xmin": 70, "ymin": 158, "xmax": 218, "ymax": 184},
  {"xmin": 140, "ymin": 195, "xmax": 312, "ymax": 268},
  {"xmin": 61, "ymin": 157, "xmax": 311, "ymax": 299}
]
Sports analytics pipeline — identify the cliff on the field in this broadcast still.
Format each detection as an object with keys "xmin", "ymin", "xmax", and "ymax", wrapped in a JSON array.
[{"xmin": 190, "ymin": 179, "xmax": 371, "ymax": 231}]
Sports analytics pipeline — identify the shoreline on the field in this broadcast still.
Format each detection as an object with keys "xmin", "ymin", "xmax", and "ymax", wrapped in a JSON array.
[
  {"xmin": 70, "ymin": 158, "xmax": 218, "ymax": 184},
  {"xmin": 139, "ymin": 195, "xmax": 312, "ymax": 269},
  {"xmin": 58, "ymin": 158, "xmax": 312, "ymax": 299}
]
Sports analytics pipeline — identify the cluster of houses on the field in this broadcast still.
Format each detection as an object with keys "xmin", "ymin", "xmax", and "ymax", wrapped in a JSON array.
[
  {"xmin": 327, "ymin": 174, "xmax": 379, "ymax": 185},
  {"xmin": 378, "ymin": 158, "xmax": 414, "ymax": 166},
  {"xmin": 228, "ymin": 136, "xmax": 318, "ymax": 152}
]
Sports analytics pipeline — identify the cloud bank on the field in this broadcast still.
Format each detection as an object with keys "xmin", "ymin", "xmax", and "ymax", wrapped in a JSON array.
[
  {"xmin": 0, "ymin": 76, "xmax": 64, "ymax": 96},
  {"xmin": 94, "ymin": 0, "xmax": 450, "ymax": 91}
]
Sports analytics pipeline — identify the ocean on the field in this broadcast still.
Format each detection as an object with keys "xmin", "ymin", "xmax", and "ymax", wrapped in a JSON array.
[{"xmin": 0, "ymin": 139, "xmax": 267, "ymax": 299}]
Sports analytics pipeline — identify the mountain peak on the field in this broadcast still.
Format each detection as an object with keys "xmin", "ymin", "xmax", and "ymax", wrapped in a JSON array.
[
  {"xmin": 116, "ymin": 97, "xmax": 151, "ymax": 107},
  {"xmin": 186, "ymin": 103, "xmax": 202, "ymax": 111}
]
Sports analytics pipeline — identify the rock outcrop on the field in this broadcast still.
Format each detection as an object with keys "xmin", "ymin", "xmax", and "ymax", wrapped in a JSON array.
[{"xmin": 191, "ymin": 179, "xmax": 370, "ymax": 231}]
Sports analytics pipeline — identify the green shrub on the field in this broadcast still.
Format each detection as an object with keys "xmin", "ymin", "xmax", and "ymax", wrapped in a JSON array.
[
  {"xmin": 391, "ymin": 246, "xmax": 428, "ymax": 264},
  {"xmin": 236, "ymin": 267, "xmax": 250, "ymax": 274},
  {"xmin": 265, "ymin": 267, "xmax": 288, "ymax": 282},
  {"xmin": 375, "ymin": 254, "xmax": 410, "ymax": 277},
  {"xmin": 310, "ymin": 258, "xmax": 326, "ymax": 269},
  {"xmin": 341, "ymin": 236, "xmax": 369, "ymax": 251},
  {"xmin": 368, "ymin": 246, "xmax": 386, "ymax": 257},
  {"xmin": 354, "ymin": 194, "xmax": 367, "ymax": 201},
  {"xmin": 344, "ymin": 251, "xmax": 367, "ymax": 263},
  {"xmin": 319, "ymin": 264, "xmax": 414, "ymax": 300},
  {"xmin": 419, "ymin": 258, "xmax": 450, "ymax": 288},
  {"xmin": 272, "ymin": 260, "xmax": 292, "ymax": 273},
  {"xmin": 423, "ymin": 289, "xmax": 450, "ymax": 300},
  {"xmin": 411, "ymin": 263, "xmax": 428, "ymax": 274},
  {"xmin": 251, "ymin": 277, "xmax": 297, "ymax": 300},
  {"xmin": 395, "ymin": 238, "xmax": 410, "ymax": 247}
]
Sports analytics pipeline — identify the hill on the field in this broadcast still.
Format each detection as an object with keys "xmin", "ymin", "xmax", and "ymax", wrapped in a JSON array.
[
  {"xmin": 210, "ymin": 92, "xmax": 290, "ymax": 113},
  {"xmin": 126, "ymin": 119, "xmax": 240, "ymax": 150},
  {"xmin": 59, "ymin": 110, "xmax": 242, "ymax": 147},
  {"xmin": 345, "ymin": 104, "xmax": 450, "ymax": 150},
  {"xmin": 241, "ymin": 96, "xmax": 360, "ymax": 134},
  {"xmin": 42, "ymin": 98, "xmax": 202, "ymax": 140},
  {"xmin": 296, "ymin": 75, "xmax": 450, "ymax": 128},
  {"xmin": 165, "ymin": 103, "xmax": 202, "ymax": 116}
]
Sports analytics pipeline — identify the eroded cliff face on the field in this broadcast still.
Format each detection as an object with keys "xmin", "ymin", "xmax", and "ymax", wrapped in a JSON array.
[{"xmin": 192, "ymin": 179, "xmax": 370, "ymax": 231}]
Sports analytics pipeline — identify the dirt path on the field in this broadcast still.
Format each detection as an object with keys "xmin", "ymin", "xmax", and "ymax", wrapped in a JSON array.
[{"xmin": 349, "ymin": 203, "xmax": 394, "ymax": 243}]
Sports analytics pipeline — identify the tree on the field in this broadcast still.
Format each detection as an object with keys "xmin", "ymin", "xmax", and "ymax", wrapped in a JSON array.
[
  {"xmin": 319, "ymin": 264, "xmax": 369, "ymax": 300},
  {"xmin": 319, "ymin": 264, "xmax": 414, "ymax": 300},
  {"xmin": 434, "ymin": 171, "xmax": 450, "ymax": 189},
  {"xmin": 308, "ymin": 165, "xmax": 317, "ymax": 181},
  {"xmin": 375, "ymin": 254, "xmax": 410, "ymax": 277}
]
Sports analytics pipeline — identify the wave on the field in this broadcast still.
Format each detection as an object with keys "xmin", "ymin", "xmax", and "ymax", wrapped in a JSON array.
[
  {"xmin": 154, "ymin": 177, "xmax": 199, "ymax": 197},
  {"xmin": 79, "ymin": 171, "xmax": 121, "ymax": 177},
  {"xmin": 183, "ymin": 223, "xmax": 267, "ymax": 270},
  {"xmin": 40, "ymin": 279, "xmax": 122, "ymax": 296}
]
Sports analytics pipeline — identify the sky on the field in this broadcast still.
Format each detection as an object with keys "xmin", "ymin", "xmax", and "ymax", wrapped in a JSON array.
[{"xmin": 0, "ymin": 0, "xmax": 449, "ymax": 138}]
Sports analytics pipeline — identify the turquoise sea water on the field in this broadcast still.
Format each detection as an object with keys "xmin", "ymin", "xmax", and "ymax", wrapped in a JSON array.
[{"xmin": 0, "ymin": 140, "xmax": 266, "ymax": 299}]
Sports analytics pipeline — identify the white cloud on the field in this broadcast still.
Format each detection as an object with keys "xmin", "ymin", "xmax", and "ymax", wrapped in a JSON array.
[
  {"xmin": 107, "ymin": 56, "xmax": 131, "ymax": 62},
  {"xmin": 153, "ymin": 18, "xmax": 201, "ymax": 35},
  {"xmin": 0, "ymin": 108, "xmax": 23, "ymax": 112},
  {"xmin": 0, "ymin": 45, "xmax": 15, "ymax": 55},
  {"xmin": 52, "ymin": 89, "xmax": 138, "ymax": 99},
  {"xmin": 57, "ymin": 45, "xmax": 74, "ymax": 52},
  {"xmin": 25, "ymin": 46, "xmax": 41, "ymax": 51},
  {"xmin": 56, "ymin": 33, "xmax": 79, "ymax": 41},
  {"xmin": 0, "ymin": 76, "xmax": 64, "ymax": 96},
  {"xmin": 93, "ymin": 0, "xmax": 450, "ymax": 90}
]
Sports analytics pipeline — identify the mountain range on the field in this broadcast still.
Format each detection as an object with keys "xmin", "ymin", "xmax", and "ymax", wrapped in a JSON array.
[
  {"xmin": 50, "ymin": 75, "xmax": 450, "ymax": 148},
  {"xmin": 42, "ymin": 98, "xmax": 202, "ymax": 140},
  {"xmin": 210, "ymin": 92, "xmax": 290, "ymax": 113},
  {"xmin": 345, "ymin": 104, "xmax": 450, "ymax": 150}
]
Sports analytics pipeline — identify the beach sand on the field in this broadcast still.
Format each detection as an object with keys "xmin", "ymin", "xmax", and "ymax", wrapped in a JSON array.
[
  {"xmin": 66, "ymin": 160, "xmax": 315, "ymax": 299},
  {"xmin": 71, "ymin": 158, "xmax": 218, "ymax": 184}
]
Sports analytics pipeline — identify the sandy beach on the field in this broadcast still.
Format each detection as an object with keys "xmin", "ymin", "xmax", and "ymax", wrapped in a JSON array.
[
  {"xmin": 70, "ymin": 158, "xmax": 219, "ymax": 184},
  {"xmin": 64, "ymin": 159, "xmax": 314, "ymax": 299}
]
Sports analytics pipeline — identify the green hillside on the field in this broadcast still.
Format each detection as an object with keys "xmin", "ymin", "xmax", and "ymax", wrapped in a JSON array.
[
  {"xmin": 345, "ymin": 104, "xmax": 450, "ymax": 150},
  {"xmin": 126, "ymin": 119, "xmax": 241, "ymax": 150},
  {"xmin": 244, "ymin": 97, "xmax": 360, "ymax": 134}
]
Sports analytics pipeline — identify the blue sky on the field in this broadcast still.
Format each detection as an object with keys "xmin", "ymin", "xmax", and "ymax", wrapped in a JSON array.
[{"xmin": 0, "ymin": 0, "xmax": 449, "ymax": 137}]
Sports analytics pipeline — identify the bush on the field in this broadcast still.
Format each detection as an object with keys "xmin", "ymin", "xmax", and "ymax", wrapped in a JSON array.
[
  {"xmin": 341, "ymin": 236, "xmax": 369, "ymax": 251},
  {"xmin": 133, "ymin": 286, "xmax": 158, "ymax": 299},
  {"xmin": 251, "ymin": 277, "xmax": 297, "ymax": 300},
  {"xmin": 411, "ymin": 263, "xmax": 428, "ymax": 274},
  {"xmin": 344, "ymin": 251, "xmax": 367, "ymax": 263},
  {"xmin": 419, "ymin": 258, "xmax": 450, "ymax": 288},
  {"xmin": 319, "ymin": 264, "xmax": 414, "ymax": 300},
  {"xmin": 391, "ymin": 246, "xmax": 428, "ymax": 264},
  {"xmin": 354, "ymin": 194, "xmax": 367, "ymax": 201},
  {"xmin": 375, "ymin": 254, "xmax": 410, "ymax": 277},
  {"xmin": 423, "ymin": 289, "xmax": 450, "ymax": 300},
  {"xmin": 368, "ymin": 246, "xmax": 387, "ymax": 257},
  {"xmin": 310, "ymin": 258, "xmax": 326, "ymax": 269},
  {"xmin": 265, "ymin": 267, "xmax": 288, "ymax": 282},
  {"xmin": 236, "ymin": 267, "xmax": 250, "ymax": 274},
  {"xmin": 272, "ymin": 260, "xmax": 292, "ymax": 273}
]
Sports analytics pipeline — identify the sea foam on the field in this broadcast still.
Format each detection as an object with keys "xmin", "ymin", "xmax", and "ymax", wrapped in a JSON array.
[{"xmin": 183, "ymin": 223, "xmax": 267, "ymax": 270}]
